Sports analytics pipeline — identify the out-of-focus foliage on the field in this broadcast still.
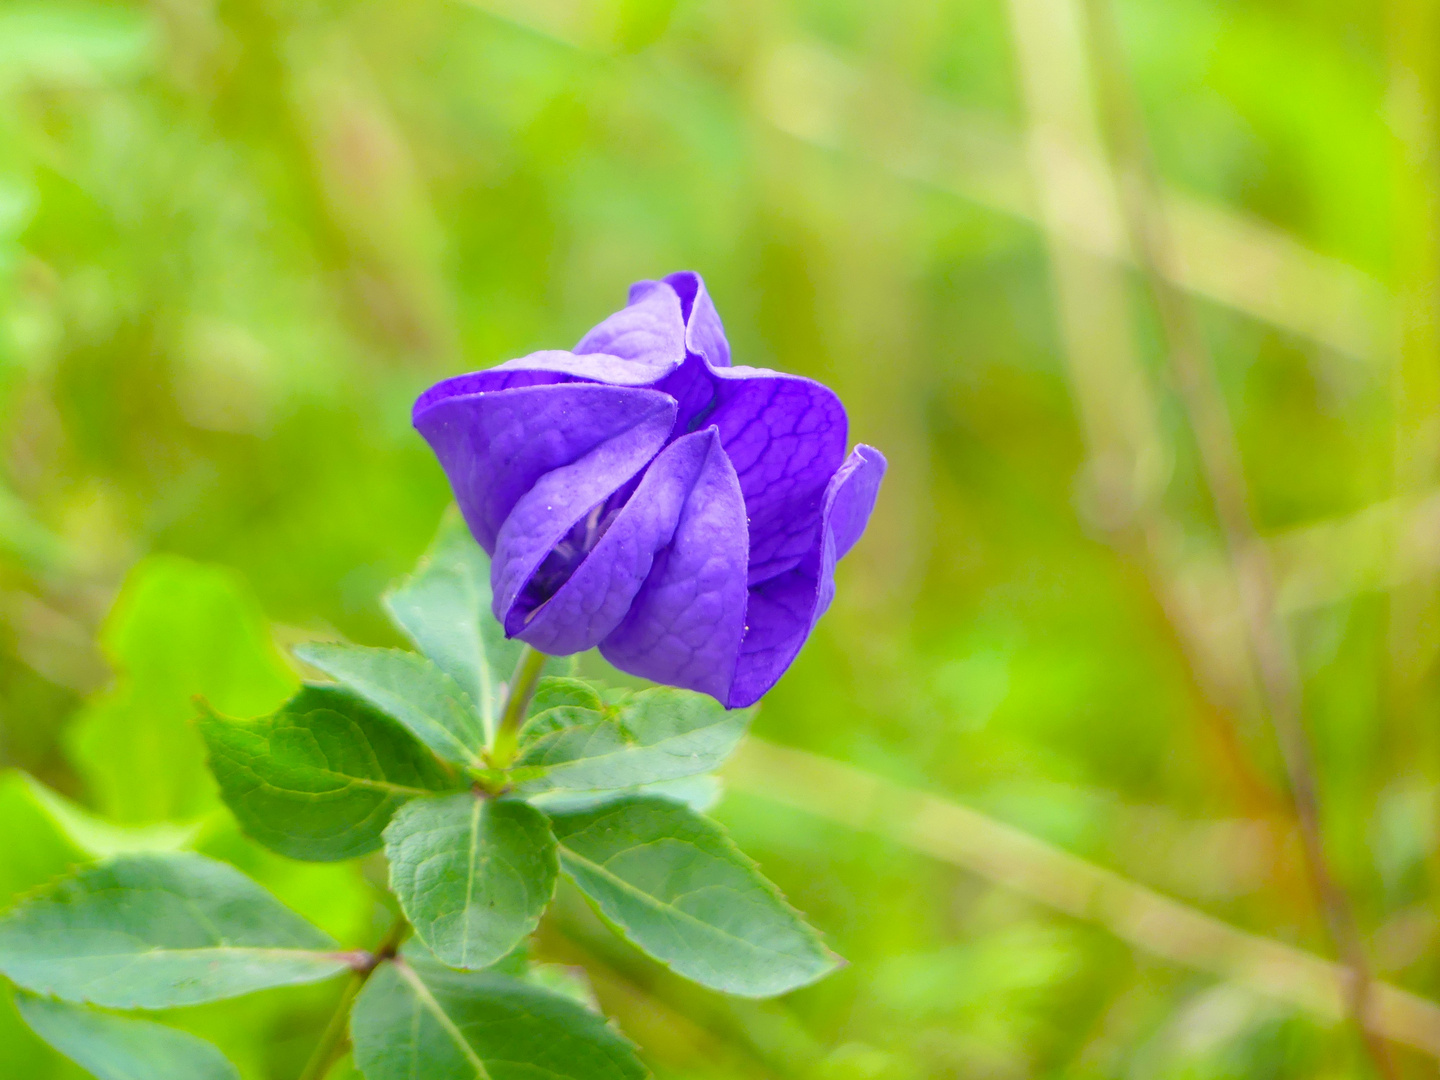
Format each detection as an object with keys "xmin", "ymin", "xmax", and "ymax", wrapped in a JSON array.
[{"xmin": 0, "ymin": 0, "xmax": 1430, "ymax": 1076}]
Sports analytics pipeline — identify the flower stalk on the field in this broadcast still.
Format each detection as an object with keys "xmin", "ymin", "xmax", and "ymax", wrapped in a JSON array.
[
  {"xmin": 488, "ymin": 645, "xmax": 548, "ymax": 769},
  {"xmin": 297, "ymin": 914, "xmax": 408, "ymax": 1080}
]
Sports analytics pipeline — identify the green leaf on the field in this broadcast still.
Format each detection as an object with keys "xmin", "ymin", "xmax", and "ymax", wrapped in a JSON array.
[
  {"xmin": 198, "ymin": 685, "xmax": 461, "ymax": 862},
  {"xmin": 528, "ymin": 677, "xmax": 605, "ymax": 716},
  {"xmin": 0, "ymin": 772, "xmax": 86, "ymax": 912},
  {"xmin": 0, "ymin": 853, "xmax": 351, "ymax": 1008},
  {"xmin": 383, "ymin": 510, "xmax": 523, "ymax": 742},
  {"xmin": 530, "ymin": 774, "xmax": 724, "ymax": 816},
  {"xmin": 14, "ymin": 993, "xmax": 240, "ymax": 1080},
  {"xmin": 350, "ymin": 954, "xmax": 645, "ymax": 1080},
  {"xmin": 66, "ymin": 557, "xmax": 298, "ymax": 824},
  {"xmin": 515, "ymin": 688, "xmax": 752, "ymax": 794},
  {"xmin": 294, "ymin": 643, "xmax": 486, "ymax": 770},
  {"xmin": 550, "ymin": 797, "xmax": 837, "ymax": 997},
  {"xmin": 16, "ymin": 773, "xmax": 199, "ymax": 859},
  {"xmin": 0, "ymin": 983, "xmax": 60, "ymax": 1080},
  {"xmin": 385, "ymin": 794, "xmax": 557, "ymax": 971},
  {"xmin": 525, "ymin": 963, "xmax": 600, "ymax": 1012}
]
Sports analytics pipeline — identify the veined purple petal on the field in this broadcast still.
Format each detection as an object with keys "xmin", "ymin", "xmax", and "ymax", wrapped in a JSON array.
[
  {"xmin": 576, "ymin": 279, "xmax": 686, "ymax": 365},
  {"xmin": 413, "ymin": 360, "xmax": 575, "ymax": 414},
  {"xmin": 489, "ymin": 349, "xmax": 680, "ymax": 386},
  {"xmin": 827, "ymin": 444, "xmax": 886, "ymax": 560},
  {"xmin": 518, "ymin": 429, "xmax": 741, "ymax": 655},
  {"xmin": 415, "ymin": 271, "xmax": 885, "ymax": 709},
  {"xmin": 655, "ymin": 353, "xmax": 721, "ymax": 434},
  {"xmin": 726, "ymin": 444, "xmax": 886, "ymax": 708},
  {"xmin": 491, "ymin": 407, "xmax": 676, "ymax": 636},
  {"xmin": 599, "ymin": 428, "xmax": 749, "ymax": 702},
  {"xmin": 414, "ymin": 383, "xmax": 676, "ymax": 553},
  {"xmin": 665, "ymin": 271, "xmax": 731, "ymax": 368},
  {"xmin": 709, "ymin": 369, "xmax": 848, "ymax": 584},
  {"xmin": 650, "ymin": 361, "xmax": 849, "ymax": 579}
]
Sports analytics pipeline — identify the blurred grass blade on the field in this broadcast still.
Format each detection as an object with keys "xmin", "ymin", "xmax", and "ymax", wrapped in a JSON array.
[{"xmin": 726, "ymin": 738, "xmax": 1440, "ymax": 1058}]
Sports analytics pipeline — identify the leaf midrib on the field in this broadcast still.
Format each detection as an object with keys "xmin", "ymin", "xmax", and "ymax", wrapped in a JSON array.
[
  {"xmin": 556, "ymin": 842, "xmax": 815, "ymax": 965},
  {"xmin": 393, "ymin": 962, "xmax": 492, "ymax": 1080},
  {"xmin": 20, "ymin": 946, "xmax": 349, "ymax": 964},
  {"xmin": 251, "ymin": 770, "xmax": 443, "ymax": 800},
  {"xmin": 460, "ymin": 797, "xmax": 483, "ymax": 968}
]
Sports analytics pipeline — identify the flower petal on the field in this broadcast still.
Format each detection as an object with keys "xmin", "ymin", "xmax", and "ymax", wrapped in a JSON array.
[
  {"xmin": 726, "ymin": 445, "xmax": 886, "ymax": 708},
  {"xmin": 648, "ymin": 362, "xmax": 850, "ymax": 580},
  {"xmin": 708, "ymin": 370, "xmax": 849, "ymax": 584},
  {"xmin": 664, "ymin": 271, "xmax": 731, "ymax": 368},
  {"xmin": 489, "ymin": 349, "xmax": 678, "ymax": 387},
  {"xmin": 517, "ymin": 429, "xmax": 737, "ymax": 655},
  {"xmin": 576, "ymin": 279, "xmax": 686, "ymax": 365},
  {"xmin": 599, "ymin": 428, "xmax": 749, "ymax": 702},
  {"xmin": 415, "ymin": 382, "xmax": 676, "ymax": 553},
  {"xmin": 491, "ymin": 414, "xmax": 678, "ymax": 638},
  {"xmin": 413, "ymin": 361, "xmax": 575, "ymax": 414}
]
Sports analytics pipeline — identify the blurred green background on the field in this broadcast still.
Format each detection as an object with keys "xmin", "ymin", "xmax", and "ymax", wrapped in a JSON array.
[{"xmin": 1, "ymin": 0, "xmax": 1436, "ymax": 1076}]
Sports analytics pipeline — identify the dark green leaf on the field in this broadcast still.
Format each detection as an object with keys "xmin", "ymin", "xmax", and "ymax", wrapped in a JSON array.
[
  {"xmin": 350, "ymin": 954, "xmax": 645, "ymax": 1080},
  {"xmin": 0, "ymin": 853, "xmax": 351, "ymax": 1008},
  {"xmin": 198, "ymin": 685, "xmax": 460, "ymax": 862},
  {"xmin": 382, "ymin": 511, "xmax": 523, "ymax": 741},
  {"xmin": 385, "ymin": 794, "xmax": 557, "ymax": 970},
  {"xmin": 294, "ymin": 643, "xmax": 486, "ymax": 770},
  {"xmin": 516, "ymin": 688, "xmax": 752, "ymax": 794},
  {"xmin": 14, "ymin": 993, "xmax": 240, "ymax": 1080},
  {"xmin": 550, "ymin": 797, "xmax": 837, "ymax": 997}
]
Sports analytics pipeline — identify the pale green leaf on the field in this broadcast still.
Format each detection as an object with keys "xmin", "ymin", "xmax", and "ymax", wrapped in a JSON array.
[
  {"xmin": 382, "ymin": 510, "xmax": 523, "ymax": 741},
  {"xmin": 0, "ymin": 772, "xmax": 86, "ymax": 912},
  {"xmin": 528, "ymin": 677, "xmax": 604, "ymax": 717},
  {"xmin": 385, "ymin": 794, "xmax": 557, "ymax": 970},
  {"xmin": 65, "ymin": 557, "xmax": 297, "ymax": 824},
  {"xmin": 551, "ymin": 797, "xmax": 837, "ymax": 997},
  {"xmin": 15, "ymin": 993, "xmax": 240, "ymax": 1080},
  {"xmin": 0, "ymin": 852, "xmax": 351, "ymax": 1008},
  {"xmin": 525, "ymin": 963, "xmax": 601, "ymax": 1012},
  {"xmin": 0, "ymin": 4, "xmax": 154, "ymax": 88},
  {"xmin": 516, "ymin": 688, "xmax": 751, "ymax": 794},
  {"xmin": 294, "ymin": 643, "xmax": 486, "ymax": 770},
  {"xmin": 18, "ymin": 774, "xmax": 198, "ymax": 859},
  {"xmin": 529, "ymin": 774, "xmax": 723, "ymax": 815},
  {"xmin": 350, "ymin": 954, "xmax": 645, "ymax": 1080},
  {"xmin": 198, "ymin": 685, "xmax": 461, "ymax": 862}
]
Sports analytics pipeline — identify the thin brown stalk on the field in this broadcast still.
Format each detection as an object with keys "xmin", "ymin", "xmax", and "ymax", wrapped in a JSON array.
[
  {"xmin": 296, "ymin": 914, "xmax": 408, "ymax": 1080},
  {"xmin": 1079, "ymin": 2, "xmax": 1397, "ymax": 1074},
  {"xmin": 726, "ymin": 738, "xmax": 1440, "ymax": 1059}
]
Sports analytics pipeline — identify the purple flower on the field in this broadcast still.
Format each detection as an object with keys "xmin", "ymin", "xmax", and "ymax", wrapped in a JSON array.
[{"xmin": 414, "ymin": 272, "xmax": 885, "ymax": 708}]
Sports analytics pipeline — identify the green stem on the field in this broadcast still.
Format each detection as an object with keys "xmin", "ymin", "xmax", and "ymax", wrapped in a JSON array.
[
  {"xmin": 297, "ymin": 915, "xmax": 408, "ymax": 1080},
  {"xmin": 489, "ymin": 645, "xmax": 547, "ymax": 768}
]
